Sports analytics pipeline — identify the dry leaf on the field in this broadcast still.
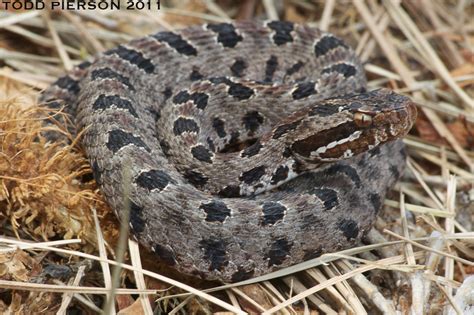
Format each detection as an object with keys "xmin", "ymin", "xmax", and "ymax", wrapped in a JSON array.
[
  {"xmin": 117, "ymin": 298, "xmax": 150, "ymax": 315},
  {"xmin": 414, "ymin": 111, "xmax": 448, "ymax": 146},
  {"xmin": 116, "ymin": 294, "xmax": 138, "ymax": 313},
  {"xmin": 0, "ymin": 250, "xmax": 35, "ymax": 282},
  {"xmin": 446, "ymin": 119, "xmax": 474, "ymax": 149}
]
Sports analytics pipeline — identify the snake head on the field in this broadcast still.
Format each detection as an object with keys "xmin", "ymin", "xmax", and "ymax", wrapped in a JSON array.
[{"xmin": 288, "ymin": 88, "xmax": 417, "ymax": 163}]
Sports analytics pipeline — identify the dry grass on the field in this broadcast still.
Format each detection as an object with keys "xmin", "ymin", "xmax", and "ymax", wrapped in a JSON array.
[{"xmin": 0, "ymin": 1, "xmax": 473, "ymax": 314}]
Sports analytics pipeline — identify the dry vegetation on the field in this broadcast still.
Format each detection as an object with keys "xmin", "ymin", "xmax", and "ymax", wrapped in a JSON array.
[{"xmin": 0, "ymin": 0, "xmax": 473, "ymax": 314}]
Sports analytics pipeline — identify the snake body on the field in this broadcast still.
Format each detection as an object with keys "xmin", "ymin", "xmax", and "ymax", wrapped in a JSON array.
[{"xmin": 41, "ymin": 21, "xmax": 416, "ymax": 282}]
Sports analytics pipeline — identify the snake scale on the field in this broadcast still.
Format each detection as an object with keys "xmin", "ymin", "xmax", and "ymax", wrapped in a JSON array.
[{"xmin": 40, "ymin": 21, "xmax": 417, "ymax": 282}]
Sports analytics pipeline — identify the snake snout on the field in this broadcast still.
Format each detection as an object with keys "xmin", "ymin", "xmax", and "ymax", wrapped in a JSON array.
[
  {"xmin": 374, "ymin": 98, "xmax": 417, "ymax": 142},
  {"xmin": 393, "ymin": 99, "xmax": 418, "ymax": 132}
]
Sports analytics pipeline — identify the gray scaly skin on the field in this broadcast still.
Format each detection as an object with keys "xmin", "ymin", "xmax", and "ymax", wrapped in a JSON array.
[{"xmin": 40, "ymin": 21, "xmax": 417, "ymax": 282}]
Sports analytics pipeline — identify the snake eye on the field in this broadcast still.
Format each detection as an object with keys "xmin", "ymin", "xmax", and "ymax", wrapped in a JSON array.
[{"xmin": 354, "ymin": 112, "xmax": 373, "ymax": 127}]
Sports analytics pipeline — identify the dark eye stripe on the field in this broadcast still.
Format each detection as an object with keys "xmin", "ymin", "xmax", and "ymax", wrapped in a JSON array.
[{"xmin": 291, "ymin": 122, "xmax": 356, "ymax": 158}]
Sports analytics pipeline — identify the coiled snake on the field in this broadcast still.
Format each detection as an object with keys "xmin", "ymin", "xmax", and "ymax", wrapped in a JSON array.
[{"xmin": 40, "ymin": 21, "xmax": 417, "ymax": 282}]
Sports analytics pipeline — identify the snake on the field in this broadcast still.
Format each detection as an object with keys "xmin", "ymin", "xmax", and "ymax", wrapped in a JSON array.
[{"xmin": 40, "ymin": 20, "xmax": 417, "ymax": 282}]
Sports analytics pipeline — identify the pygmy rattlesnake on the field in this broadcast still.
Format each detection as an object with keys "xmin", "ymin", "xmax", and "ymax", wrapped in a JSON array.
[{"xmin": 41, "ymin": 21, "xmax": 417, "ymax": 282}]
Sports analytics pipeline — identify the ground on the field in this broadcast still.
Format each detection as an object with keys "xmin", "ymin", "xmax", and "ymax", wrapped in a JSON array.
[{"xmin": 0, "ymin": 1, "xmax": 473, "ymax": 314}]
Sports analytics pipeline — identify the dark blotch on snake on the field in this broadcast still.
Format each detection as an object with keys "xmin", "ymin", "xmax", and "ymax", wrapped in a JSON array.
[
  {"xmin": 229, "ymin": 131, "xmax": 240, "ymax": 146},
  {"xmin": 337, "ymin": 219, "xmax": 359, "ymax": 240},
  {"xmin": 369, "ymin": 146, "xmax": 381, "ymax": 157},
  {"xmin": 389, "ymin": 164, "xmax": 400, "ymax": 178},
  {"xmin": 159, "ymin": 139, "xmax": 171, "ymax": 157},
  {"xmin": 212, "ymin": 118, "xmax": 226, "ymax": 138},
  {"xmin": 273, "ymin": 120, "xmax": 301, "ymax": 139},
  {"xmin": 190, "ymin": 69, "xmax": 204, "ymax": 81},
  {"xmin": 231, "ymin": 268, "xmax": 255, "ymax": 282},
  {"xmin": 325, "ymin": 164, "xmax": 361, "ymax": 187},
  {"xmin": 200, "ymin": 238, "xmax": 229, "ymax": 271},
  {"xmin": 230, "ymin": 58, "xmax": 247, "ymax": 77},
  {"xmin": 292, "ymin": 81, "xmax": 317, "ymax": 100},
  {"xmin": 77, "ymin": 60, "xmax": 91, "ymax": 69},
  {"xmin": 207, "ymin": 137, "xmax": 216, "ymax": 152},
  {"xmin": 267, "ymin": 21, "xmax": 294, "ymax": 45},
  {"xmin": 241, "ymin": 140, "xmax": 263, "ymax": 158},
  {"xmin": 240, "ymin": 166, "xmax": 266, "ymax": 185},
  {"xmin": 163, "ymin": 87, "xmax": 173, "ymax": 100},
  {"xmin": 310, "ymin": 104, "xmax": 340, "ymax": 117},
  {"xmin": 173, "ymin": 90, "xmax": 190, "ymax": 104},
  {"xmin": 271, "ymin": 165, "xmax": 289, "ymax": 185},
  {"xmin": 54, "ymin": 76, "xmax": 80, "ymax": 95},
  {"xmin": 91, "ymin": 68, "xmax": 135, "ymax": 91},
  {"xmin": 314, "ymin": 35, "xmax": 348, "ymax": 57},
  {"xmin": 207, "ymin": 23, "xmax": 243, "ymax": 48},
  {"xmin": 312, "ymin": 188, "xmax": 338, "ymax": 210},
  {"xmin": 218, "ymin": 185, "xmax": 240, "ymax": 198},
  {"xmin": 200, "ymin": 200, "xmax": 231, "ymax": 223},
  {"xmin": 129, "ymin": 200, "xmax": 145, "ymax": 234},
  {"xmin": 261, "ymin": 202, "xmax": 286, "ymax": 226},
  {"xmin": 192, "ymin": 93, "xmax": 209, "ymax": 109},
  {"xmin": 347, "ymin": 101, "xmax": 365, "ymax": 111},
  {"xmin": 400, "ymin": 146, "xmax": 407, "ymax": 159},
  {"xmin": 357, "ymin": 157, "xmax": 368, "ymax": 167},
  {"xmin": 369, "ymin": 193, "xmax": 382, "ymax": 213},
  {"xmin": 265, "ymin": 238, "xmax": 293, "ymax": 266},
  {"xmin": 291, "ymin": 160, "xmax": 305, "ymax": 174},
  {"xmin": 173, "ymin": 117, "xmax": 199, "ymax": 135},
  {"xmin": 191, "ymin": 145, "xmax": 213, "ymax": 163},
  {"xmin": 322, "ymin": 63, "xmax": 356, "ymax": 78},
  {"xmin": 183, "ymin": 169, "xmax": 208, "ymax": 187},
  {"xmin": 93, "ymin": 94, "xmax": 138, "ymax": 118},
  {"xmin": 282, "ymin": 147, "xmax": 292, "ymax": 157},
  {"xmin": 152, "ymin": 32, "xmax": 198, "ymax": 56},
  {"xmin": 106, "ymin": 129, "xmax": 150, "ymax": 153},
  {"xmin": 136, "ymin": 170, "xmax": 174, "ymax": 191},
  {"xmin": 172, "ymin": 90, "xmax": 209, "ymax": 109},
  {"xmin": 105, "ymin": 45, "xmax": 155, "ymax": 73},
  {"xmin": 264, "ymin": 55, "xmax": 278, "ymax": 82},
  {"xmin": 91, "ymin": 160, "xmax": 102, "ymax": 184},
  {"xmin": 154, "ymin": 244, "xmax": 177, "ymax": 266},
  {"xmin": 286, "ymin": 61, "xmax": 304, "ymax": 76},
  {"xmin": 210, "ymin": 77, "xmax": 254, "ymax": 100},
  {"xmin": 229, "ymin": 83, "xmax": 254, "ymax": 100},
  {"xmin": 303, "ymin": 247, "xmax": 323, "ymax": 260},
  {"xmin": 242, "ymin": 111, "xmax": 264, "ymax": 134},
  {"xmin": 46, "ymin": 101, "xmax": 61, "ymax": 109},
  {"xmin": 146, "ymin": 107, "xmax": 160, "ymax": 121}
]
